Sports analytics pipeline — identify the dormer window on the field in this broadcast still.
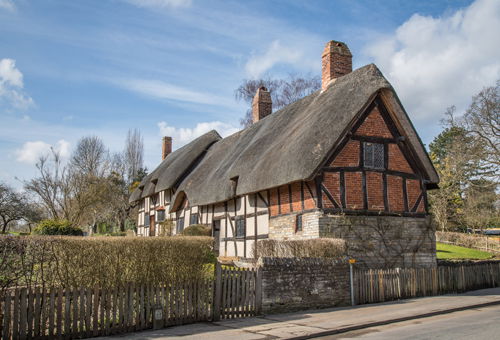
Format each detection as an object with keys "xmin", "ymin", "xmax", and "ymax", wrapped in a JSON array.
[{"xmin": 364, "ymin": 142, "xmax": 384, "ymax": 170}]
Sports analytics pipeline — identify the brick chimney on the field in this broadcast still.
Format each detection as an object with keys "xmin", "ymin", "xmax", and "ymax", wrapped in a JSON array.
[
  {"xmin": 252, "ymin": 86, "xmax": 272, "ymax": 123},
  {"xmin": 321, "ymin": 40, "xmax": 352, "ymax": 91},
  {"xmin": 162, "ymin": 136, "xmax": 172, "ymax": 160}
]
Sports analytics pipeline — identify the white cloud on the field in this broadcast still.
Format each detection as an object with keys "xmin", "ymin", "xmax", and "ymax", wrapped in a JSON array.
[
  {"xmin": 158, "ymin": 121, "xmax": 239, "ymax": 148},
  {"xmin": 365, "ymin": 0, "xmax": 500, "ymax": 124},
  {"xmin": 16, "ymin": 140, "xmax": 71, "ymax": 164},
  {"xmin": 114, "ymin": 78, "xmax": 236, "ymax": 108},
  {"xmin": 125, "ymin": 0, "xmax": 192, "ymax": 9},
  {"xmin": 0, "ymin": 0, "xmax": 15, "ymax": 11},
  {"xmin": 0, "ymin": 58, "xmax": 34, "ymax": 110},
  {"xmin": 245, "ymin": 40, "xmax": 304, "ymax": 79}
]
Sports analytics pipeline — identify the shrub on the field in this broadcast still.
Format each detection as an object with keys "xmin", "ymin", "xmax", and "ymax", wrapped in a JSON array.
[
  {"xmin": 254, "ymin": 238, "xmax": 347, "ymax": 258},
  {"xmin": 33, "ymin": 219, "xmax": 83, "ymax": 236},
  {"xmin": 181, "ymin": 224, "xmax": 211, "ymax": 236},
  {"xmin": 0, "ymin": 235, "xmax": 215, "ymax": 293}
]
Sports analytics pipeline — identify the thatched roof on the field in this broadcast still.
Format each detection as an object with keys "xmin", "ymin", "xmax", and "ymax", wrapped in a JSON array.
[
  {"xmin": 170, "ymin": 64, "xmax": 438, "ymax": 209},
  {"xmin": 128, "ymin": 130, "xmax": 221, "ymax": 203}
]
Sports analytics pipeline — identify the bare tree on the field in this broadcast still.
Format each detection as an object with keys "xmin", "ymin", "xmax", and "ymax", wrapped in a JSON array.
[
  {"xmin": 0, "ymin": 183, "xmax": 33, "ymax": 233},
  {"xmin": 24, "ymin": 150, "xmax": 67, "ymax": 221},
  {"xmin": 70, "ymin": 136, "xmax": 109, "ymax": 177},
  {"xmin": 124, "ymin": 129, "xmax": 144, "ymax": 184},
  {"xmin": 235, "ymin": 74, "xmax": 321, "ymax": 127}
]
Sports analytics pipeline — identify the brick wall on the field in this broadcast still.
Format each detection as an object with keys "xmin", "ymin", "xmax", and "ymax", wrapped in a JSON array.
[
  {"xmin": 324, "ymin": 103, "xmax": 427, "ymax": 215},
  {"xmin": 354, "ymin": 107, "xmax": 393, "ymax": 138},
  {"xmin": 331, "ymin": 140, "xmax": 359, "ymax": 167},
  {"xmin": 258, "ymin": 257, "xmax": 351, "ymax": 313},
  {"xmin": 269, "ymin": 181, "xmax": 318, "ymax": 217},
  {"xmin": 366, "ymin": 171, "xmax": 384, "ymax": 211}
]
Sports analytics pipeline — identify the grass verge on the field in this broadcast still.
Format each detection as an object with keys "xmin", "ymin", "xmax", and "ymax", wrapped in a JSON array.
[{"xmin": 436, "ymin": 242, "xmax": 494, "ymax": 260}]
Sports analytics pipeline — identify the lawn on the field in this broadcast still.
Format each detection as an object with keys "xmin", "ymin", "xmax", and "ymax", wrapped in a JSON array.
[{"xmin": 436, "ymin": 242, "xmax": 494, "ymax": 260}]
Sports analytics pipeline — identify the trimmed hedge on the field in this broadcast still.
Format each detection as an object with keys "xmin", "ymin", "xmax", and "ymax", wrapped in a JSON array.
[
  {"xmin": 0, "ymin": 235, "xmax": 215, "ymax": 293},
  {"xmin": 181, "ymin": 224, "xmax": 212, "ymax": 236},
  {"xmin": 254, "ymin": 238, "xmax": 347, "ymax": 258},
  {"xmin": 33, "ymin": 219, "xmax": 83, "ymax": 236}
]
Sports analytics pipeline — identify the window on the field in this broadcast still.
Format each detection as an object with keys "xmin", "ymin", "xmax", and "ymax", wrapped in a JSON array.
[
  {"xmin": 151, "ymin": 194, "xmax": 158, "ymax": 206},
  {"xmin": 190, "ymin": 213, "xmax": 199, "ymax": 225},
  {"xmin": 235, "ymin": 218, "xmax": 245, "ymax": 238},
  {"xmin": 144, "ymin": 214, "xmax": 150, "ymax": 227},
  {"xmin": 364, "ymin": 142, "xmax": 384, "ymax": 169},
  {"xmin": 157, "ymin": 209, "xmax": 165, "ymax": 222},
  {"xmin": 295, "ymin": 214, "xmax": 303, "ymax": 232},
  {"xmin": 176, "ymin": 217, "xmax": 185, "ymax": 233}
]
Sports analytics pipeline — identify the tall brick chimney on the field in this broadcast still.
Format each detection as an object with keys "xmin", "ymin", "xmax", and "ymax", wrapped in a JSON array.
[
  {"xmin": 252, "ymin": 86, "xmax": 272, "ymax": 123},
  {"xmin": 321, "ymin": 40, "xmax": 352, "ymax": 91},
  {"xmin": 162, "ymin": 136, "xmax": 172, "ymax": 160}
]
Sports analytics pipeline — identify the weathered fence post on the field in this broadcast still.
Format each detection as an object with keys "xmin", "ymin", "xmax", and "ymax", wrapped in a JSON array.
[
  {"xmin": 255, "ymin": 265, "xmax": 262, "ymax": 315},
  {"xmin": 213, "ymin": 262, "xmax": 222, "ymax": 321}
]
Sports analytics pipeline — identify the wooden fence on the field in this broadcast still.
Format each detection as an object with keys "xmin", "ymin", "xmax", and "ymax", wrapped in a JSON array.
[
  {"xmin": 213, "ymin": 264, "xmax": 261, "ymax": 320},
  {"xmin": 1, "ymin": 264, "xmax": 261, "ymax": 340},
  {"xmin": 354, "ymin": 262, "xmax": 500, "ymax": 305}
]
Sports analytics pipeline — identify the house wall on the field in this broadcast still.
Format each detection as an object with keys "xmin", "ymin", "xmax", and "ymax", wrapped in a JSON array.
[
  {"xmin": 318, "ymin": 214, "xmax": 436, "ymax": 268},
  {"xmin": 320, "ymin": 101, "xmax": 427, "ymax": 215}
]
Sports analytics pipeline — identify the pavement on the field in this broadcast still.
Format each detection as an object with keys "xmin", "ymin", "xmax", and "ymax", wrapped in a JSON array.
[{"xmin": 97, "ymin": 287, "xmax": 500, "ymax": 340}]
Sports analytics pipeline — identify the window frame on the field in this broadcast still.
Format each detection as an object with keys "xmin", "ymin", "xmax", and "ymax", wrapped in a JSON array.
[
  {"xmin": 157, "ymin": 209, "xmax": 165, "ymax": 222},
  {"xmin": 363, "ymin": 142, "xmax": 385, "ymax": 170},
  {"xmin": 144, "ymin": 213, "xmax": 150, "ymax": 227},
  {"xmin": 176, "ymin": 217, "xmax": 185, "ymax": 233},
  {"xmin": 295, "ymin": 214, "xmax": 303, "ymax": 233},
  {"xmin": 189, "ymin": 213, "xmax": 199, "ymax": 226},
  {"xmin": 235, "ymin": 217, "xmax": 246, "ymax": 239}
]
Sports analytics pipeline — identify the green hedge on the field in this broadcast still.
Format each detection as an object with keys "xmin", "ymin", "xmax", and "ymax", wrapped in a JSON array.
[
  {"xmin": 181, "ymin": 224, "xmax": 212, "ymax": 236},
  {"xmin": 33, "ymin": 219, "xmax": 84, "ymax": 236}
]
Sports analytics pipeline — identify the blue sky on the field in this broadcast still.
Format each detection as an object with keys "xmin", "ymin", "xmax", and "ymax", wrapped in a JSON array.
[{"xmin": 1, "ymin": 0, "xmax": 499, "ymax": 188}]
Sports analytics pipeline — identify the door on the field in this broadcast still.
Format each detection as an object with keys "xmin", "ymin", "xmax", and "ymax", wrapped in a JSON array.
[
  {"xmin": 212, "ymin": 220, "xmax": 221, "ymax": 255},
  {"xmin": 149, "ymin": 215, "xmax": 156, "ymax": 237}
]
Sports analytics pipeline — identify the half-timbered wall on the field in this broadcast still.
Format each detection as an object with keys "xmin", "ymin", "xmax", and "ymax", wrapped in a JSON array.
[{"xmin": 319, "ymin": 98, "xmax": 427, "ymax": 216}]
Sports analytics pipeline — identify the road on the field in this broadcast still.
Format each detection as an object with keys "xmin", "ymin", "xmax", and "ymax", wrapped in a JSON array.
[{"xmin": 316, "ymin": 304, "xmax": 500, "ymax": 340}]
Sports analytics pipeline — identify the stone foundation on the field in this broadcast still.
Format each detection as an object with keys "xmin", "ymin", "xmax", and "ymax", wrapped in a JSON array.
[
  {"xmin": 269, "ymin": 211, "xmax": 436, "ymax": 268},
  {"xmin": 258, "ymin": 257, "xmax": 350, "ymax": 314}
]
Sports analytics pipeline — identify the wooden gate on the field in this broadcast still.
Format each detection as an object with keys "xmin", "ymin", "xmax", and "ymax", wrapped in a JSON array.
[{"xmin": 213, "ymin": 263, "xmax": 262, "ymax": 320}]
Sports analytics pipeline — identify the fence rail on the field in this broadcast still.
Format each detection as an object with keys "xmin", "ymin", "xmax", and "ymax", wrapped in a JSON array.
[
  {"xmin": 1, "ymin": 264, "xmax": 260, "ymax": 340},
  {"xmin": 355, "ymin": 262, "xmax": 500, "ymax": 304},
  {"xmin": 1, "ymin": 280, "xmax": 214, "ymax": 340}
]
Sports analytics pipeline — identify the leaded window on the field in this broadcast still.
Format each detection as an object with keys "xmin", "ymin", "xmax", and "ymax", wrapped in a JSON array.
[
  {"xmin": 190, "ymin": 213, "xmax": 199, "ymax": 225},
  {"xmin": 157, "ymin": 209, "xmax": 165, "ymax": 222},
  {"xmin": 176, "ymin": 217, "xmax": 185, "ymax": 233},
  {"xmin": 364, "ymin": 142, "xmax": 384, "ymax": 169},
  {"xmin": 235, "ymin": 218, "xmax": 245, "ymax": 238},
  {"xmin": 296, "ymin": 214, "xmax": 303, "ymax": 232}
]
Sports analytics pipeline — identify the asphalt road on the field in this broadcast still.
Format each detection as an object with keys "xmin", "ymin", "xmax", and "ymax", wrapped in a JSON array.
[{"xmin": 316, "ymin": 304, "xmax": 500, "ymax": 340}]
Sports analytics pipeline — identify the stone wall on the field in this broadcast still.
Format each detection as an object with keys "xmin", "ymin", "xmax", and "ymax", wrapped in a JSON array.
[
  {"xmin": 258, "ymin": 257, "xmax": 351, "ymax": 314},
  {"xmin": 319, "ymin": 215, "xmax": 436, "ymax": 268},
  {"xmin": 269, "ymin": 212, "xmax": 436, "ymax": 268},
  {"xmin": 269, "ymin": 210, "xmax": 323, "ymax": 240}
]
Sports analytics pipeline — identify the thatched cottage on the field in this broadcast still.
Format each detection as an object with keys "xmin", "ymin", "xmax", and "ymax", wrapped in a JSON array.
[{"xmin": 129, "ymin": 40, "xmax": 439, "ymax": 268}]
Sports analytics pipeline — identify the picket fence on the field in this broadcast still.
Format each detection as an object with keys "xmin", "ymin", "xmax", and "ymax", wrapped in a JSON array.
[
  {"xmin": 0, "ymin": 265, "xmax": 260, "ymax": 340},
  {"xmin": 354, "ymin": 262, "xmax": 500, "ymax": 304}
]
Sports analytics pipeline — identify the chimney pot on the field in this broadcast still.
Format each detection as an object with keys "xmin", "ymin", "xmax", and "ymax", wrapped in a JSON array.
[
  {"xmin": 252, "ymin": 86, "xmax": 272, "ymax": 123},
  {"xmin": 162, "ymin": 136, "xmax": 172, "ymax": 160},
  {"xmin": 321, "ymin": 40, "xmax": 352, "ymax": 91}
]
